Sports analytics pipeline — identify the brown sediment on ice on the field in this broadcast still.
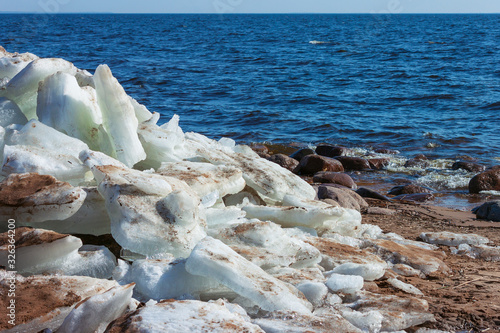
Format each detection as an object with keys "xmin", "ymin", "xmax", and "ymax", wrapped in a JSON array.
[
  {"xmin": 0, "ymin": 173, "xmax": 78, "ymax": 207},
  {"xmin": 0, "ymin": 227, "xmax": 69, "ymax": 248}
]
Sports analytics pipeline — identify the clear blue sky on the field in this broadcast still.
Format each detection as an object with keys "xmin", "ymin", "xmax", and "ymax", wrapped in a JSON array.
[{"xmin": 2, "ymin": 0, "xmax": 500, "ymax": 14}]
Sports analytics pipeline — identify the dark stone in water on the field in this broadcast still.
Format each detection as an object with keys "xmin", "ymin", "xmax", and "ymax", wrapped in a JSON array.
[
  {"xmin": 317, "ymin": 184, "xmax": 368, "ymax": 211},
  {"xmin": 289, "ymin": 148, "xmax": 315, "ymax": 162},
  {"xmin": 294, "ymin": 155, "xmax": 344, "ymax": 175},
  {"xmin": 250, "ymin": 144, "xmax": 269, "ymax": 158},
  {"xmin": 451, "ymin": 161, "xmax": 485, "ymax": 173},
  {"xmin": 315, "ymin": 145, "xmax": 351, "ymax": 158},
  {"xmin": 392, "ymin": 193, "xmax": 435, "ymax": 202},
  {"xmin": 469, "ymin": 169, "xmax": 500, "ymax": 194},
  {"xmin": 368, "ymin": 158, "xmax": 390, "ymax": 170},
  {"xmin": 356, "ymin": 187, "xmax": 391, "ymax": 201},
  {"xmin": 388, "ymin": 184, "xmax": 434, "ymax": 196},
  {"xmin": 374, "ymin": 148, "xmax": 400, "ymax": 155},
  {"xmin": 473, "ymin": 201, "xmax": 500, "ymax": 222},
  {"xmin": 267, "ymin": 153, "xmax": 299, "ymax": 172},
  {"xmin": 334, "ymin": 156, "xmax": 371, "ymax": 171},
  {"xmin": 313, "ymin": 171, "xmax": 357, "ymax": 189},
  {"xmin": 404, "ymin": 155, "xmax": 430, "ymax": 168}
]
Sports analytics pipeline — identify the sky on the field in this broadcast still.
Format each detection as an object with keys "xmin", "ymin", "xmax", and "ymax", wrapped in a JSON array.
[{"xmin": 2, "ymin": 0, "xmax": 500, "ymax": 14}]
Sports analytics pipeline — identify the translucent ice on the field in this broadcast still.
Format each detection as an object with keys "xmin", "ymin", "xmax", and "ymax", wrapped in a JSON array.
[
  {"xmin": 0, "ymin": 47, "xmax": 38, "ymax": 82},
  {"xmin": 296, "ymin": 281, "xmax": 329, "ymax": 308},
  {"xmin": 420, "ymin": 231, "xmax": 489, "ymax": 246},
  {"xmin": 325, "ymin": 273, "xmax": 364, "ymax": 294},
  {"xmin": 185, "ymin": 237, "xmax": 313, "ymax": 313},
  {"xmin": 0, "ymin": 58, "xmax": 77, "ymax": 120},
  {"xmin": 92, "ymin": 164, "xmax": 206, "ymax": 257},
  {"xmin": 387, "ymin": 278, "xmax": 424, "ymax": 296},
  {"xmin": 94, "ymin": 64, "xmax": 146, "ymax": 167},
  {"xmin": 0, "ymin": 98, "xmax": 28, "ymax": 127},
  {"xmin": 57, "ymin": 283, "xmax": 135, "ymax": 333},
  {"xmin": 105, "ymin": 299, "xmax": 264, "ymax": 333}
]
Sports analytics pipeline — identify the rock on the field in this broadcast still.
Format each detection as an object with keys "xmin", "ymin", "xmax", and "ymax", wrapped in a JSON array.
[
  {"xmin": 469, "ymin": 170, "xmax": 500, "ymax": 193},
  {"xmin": 185, "ymin": 237, "xmax": 313, "ymax": 313},
  {"xmin": 315, "ymin": 145, "xmax": 351, "ymax": 157},
  {"xmin": 451, "ymin": 161, "xmax": 485, "ymax": 173},
  {"xmin": 312, "ymin": 172, "xmax": 357, "ymax": 189},
  {"xmin": 388, "ymin": 184, "xmax": 434, "ymax": 196},
  {"xmin": 392, "ymin": 193, "xmax": 435, "ymax": 202},
  {"xmin": 0, "ymin": 228, "xmax": 116, "ymax": 278},
  {"xmin": 363, "ymin": 239, "xmax": 449, "ymax": 276},
  {"xmin": 106, "ymin": 299, "xmax": 264, "ymax": 333},
  {"xmin": 0, "ymin": 271, "xmax": 118, "ymax": 333},
  {"xmin": 420, "ymin": 231, "xmax": 489, "ymax": 246},
  {"xmin": 366, "ymin": 207, "xmax": 396, "ymax": 215},
  {"xmin": 367, "ymin": 158, "xmax": 390, "ymax": 170},
  {"xmin": 289, "ymin": 148, "xmax": 315, "ymax": 161},
  {"xmin": 356, "ymin": 187, "xmax": 391, "ymax": 201},
  {"xmin": 0, "ymin": 173, "xmax": 87, "ymax": 224},
  {"xmin": 473, "ymin": 201, "xmax": 500, "ymax": 222},
  {"xmin": 404, "ymin": 155, "xmax": 430, "ymax": 168},
  {"xmin": 57, "ymin": 283, "xmax": 136, "ymax": 333},
  {"xmin": 294, "ymin": 155, "xmax": 344, "ymax": 174},
  {"xmin": 374, "ymin": 148, "xmax": 400, "ymax": 155},
  {"xmin": 267, "ymin": 153, "xmax": 299, "ymax": 172},
  {"xmin": 326, "ymin": 273, "xmax": 364, "ymax": 294},
  {"xmin": 317, "ymin": 185, "xmax": 368, "ymax": 211},
  {"xmin": 334, "ymin": 156, "xmax": 371, "ymax": 171},
  {"xmin": 250, "ymin": 144, "xmax": 269, "ymax": 156}
]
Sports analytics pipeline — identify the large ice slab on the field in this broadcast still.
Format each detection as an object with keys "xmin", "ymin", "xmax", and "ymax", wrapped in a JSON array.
[
  {"xmin": 57, "ymin": 283, "xmax": 136, "ymax": 333},
  {"xmin": 92, "ymin": 164, "xmax": 206, "ymax": 257},
  {"xmin": 157, "ymin": 161, "xmax": 246, "ymax": 198},
  {"xmin": 0, "ymin": 173, "xmax": 86, "ymax": 223},
  {"xmin": 105, "ymin": 299, "xmax": 265, "ymax": 333},
  {"xmin": 0, "ymin": 271, "xmax": 118, "ymax": 333},
  {"xmin": 37, "ymin": 72, "xmax": 114, "ymax": 154},
  {"xmin": 209, "ymin": 220, "xmax": 321, "ymax": 269},
  {"xmin": 0, "ymin": 228, "xmax": 116, "ymax": 278},
  {"xmin": 94, "ymin": 64, "xmax": 146, "ymax": 167},
  {"xmin": 185, "ymin": 237, "xmax": 313, "ymax": 313},
  {"xmin": 0, "ymin": 46, "xmax": 38, "ymax": 82},
  {"xmin": 419, "ymin": 231, "xmax": 489, "ymax": 246},
  {"xmin": 0, "ymin": 58, "xmax": 77, "ymax": 120},
  {"xmin": 114, "ymin": 258, "xmax": 226, "ymax": 301}
]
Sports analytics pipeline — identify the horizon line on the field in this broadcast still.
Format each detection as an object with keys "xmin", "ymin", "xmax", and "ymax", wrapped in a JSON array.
[{"xmin": 1, "ymin": 12, "xmax": 500, "ymax": 15}]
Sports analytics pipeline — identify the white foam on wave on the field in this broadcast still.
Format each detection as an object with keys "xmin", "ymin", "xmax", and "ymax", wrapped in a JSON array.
[{"xmin": 415, "ymin": 170, "xmax": 472, "ymax": 190}]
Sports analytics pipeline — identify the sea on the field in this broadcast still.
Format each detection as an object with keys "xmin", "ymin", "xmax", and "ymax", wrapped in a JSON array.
[{"xmin": 1, "ymin": 13, "xmax": 499, "ymax": 209}]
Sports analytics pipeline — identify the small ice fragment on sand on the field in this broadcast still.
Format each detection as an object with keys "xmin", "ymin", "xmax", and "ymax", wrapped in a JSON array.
[
  {"xmin": 325, "ymin": 273, "xmax": 364, "ymax": 294},
  {"xmin": 420, "ymin": 231, "xmax": 489, "ymax": 246}
]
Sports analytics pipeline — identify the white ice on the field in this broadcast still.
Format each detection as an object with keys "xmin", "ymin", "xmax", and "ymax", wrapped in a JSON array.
[
  {"xmin": 0, "ymin": 98, "xmax": 28, "ymax": 127},
  {"xmin": 325, "ymin": 273, "xmax": 364, "ymax": 295},
  {"xmin": 420, "ymin": 231, "xmax": 490, "ymax": 246}
]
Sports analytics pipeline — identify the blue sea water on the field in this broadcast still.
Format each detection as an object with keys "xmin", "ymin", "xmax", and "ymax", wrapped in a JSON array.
[{"xmin": 1, "ymin": 13, "xmax": 499, "ymax": 164}]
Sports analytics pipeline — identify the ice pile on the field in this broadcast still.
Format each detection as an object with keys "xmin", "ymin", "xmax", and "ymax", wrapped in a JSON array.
[{"xmin": 0, "ymin": 47, "xmax": 448, "ymax": 332}]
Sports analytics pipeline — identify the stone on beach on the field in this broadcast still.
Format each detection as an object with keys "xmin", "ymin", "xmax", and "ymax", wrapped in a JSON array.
[
  {"xmin": 185, "ymin": 237, "xmax": 313, "ymax": 313},
  {"xmin": 334, "ymin": 156, "xmax": 371, "ymax": 171},
  {"xmin": 294, "ymin": 154, "xmax": 344, "ymax": 174},
  {"xmin": 317, "ymin": 185, "xmax": 368, "ymax": 211},
  {"xmin": 451, "ymin": 161, "xmax": 485, "ymax": 173},
  {"xmin": 266, "ymin": 153, "xmax": 299, "ymax": 171},
  {"xmin": 468, "ymin": 169, "xmax": 500, "ymax": 193},
  {"xmin": 105, "ymin": 299, "xmax": 265, "ymax": 333},
  {"xmin": 315, "ymin": 145, "xmax": 351, "ymax": 157},
  {"xmin": 473, "ymin": 200, "xmax": 500, "ymax": 222},
  {"xmin": 312, "ymin": 171, "xmax": 357, "ymax": 189},
  {"xmin": 388, "ymin": 184, "xmax": 434, "ymax": 196},
  {"xmin": 289, "ymin": 148, "xmax": 315, "ymax": 161}
]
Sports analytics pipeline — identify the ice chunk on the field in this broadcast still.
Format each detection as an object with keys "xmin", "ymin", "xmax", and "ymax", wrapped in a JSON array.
[
  {"xmin": 105, "ymin": 299, "xmax": 264, "ymax": 333},
  {"xmin": 420, "ymin": 231, "xmax": 489, "ymax": 246},
  {"xmin": 185, "ymin": 237, "xmax": 313, "ymax": 313},
  {"xmin": 305, "ymin": 237, "xmax": 387, "ymax": 281},
  {"xmin": 346, "ymin": 291, "xmax": 435, "ymax": 331},
  {"xmin": 0, "ymin": 98, "xmax": 28, "ymax": 127},
  {"xmin": 0, "ymin": 47, "xmax": 38, "ymax": 81},
  {"xmin": 387, "ymin": 278, "xmax": 424, "ymax": 296},
  {"xmin": 185, "ymin": 132, "xmax": 316, "ymax": 203},
  {"xmin": 338, "ymin": 308, "xmax": 384, "ymax": 333},
  {"xmin": 252, "ymin": 310, "xmax": 362, "ymax": 333},
  {"xmin": 92, "ymin": 165, "xmax": 206, "ymax": 257},
  {"xmin": 242, "ymin": 203, "xmax": 356, "ymax": 230},
  {"xmin": 206, "ymin": 207, "xmax": 247, "ymax": 227},
  {"xmin": 79, "ymin": 149, "xmax": 127, "ymax": 169},
  {"xmin": 57, "ymin": 283, "xmax": 135, "ymax": 333},
  {"xmin": 157, "ymin": 161, "xmax": 246, "ymax": 198},
  {"xmin": 392, "ymin": 263, "xmax": 423, "ymax": 277},
  {"xmin": 114, "ymin": 258, "xmax": 225, "ymax": 301},
  {"xmin": 267, "ymin": 266, "xmax": 326, "ymax": 285},
  {"xmin": 363, "ymin": 239, "xmax": 449, "ymax": 275},
  {"xmin": 378, "ymin": 232, "xmax": 439, "ymax": 251},
  {"xmin": 37, "ymin": 72, "xmax": 114, "ymax": 154},
  {"xmin": 210, "ymin": 220, "xmax": 321, "ymax": 269},
  {"xmin": 325, "ymin": 273, "xmax": 364, "ymax": 294},
  {"xmin": 129, "ymin": 96, "xmax": 154, "ymax": 123},
  {"xmin": 0, "ymin": 58, "xmax": 77, "ymax": 120},
  {"xmin": 94, "ymin": 64, "xmax": 146, "ymax": 167},
  {"xmin": 0, "ymin": 228, "xmax": 116, "ymax": 278},
  {"xmin": 451, "ymin": 243, "xmax": 500, "ymax": 261},
  {"xmin": 0, "ymin": 271, "xmax": 118, "ymax": 333},
  {"xmin": 0, "ymin": 173, "xmax": 87, "ymax": 223},
  {"xmin": 296, "ymin": 281, "xmax": 329, "ymax": 308}
]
